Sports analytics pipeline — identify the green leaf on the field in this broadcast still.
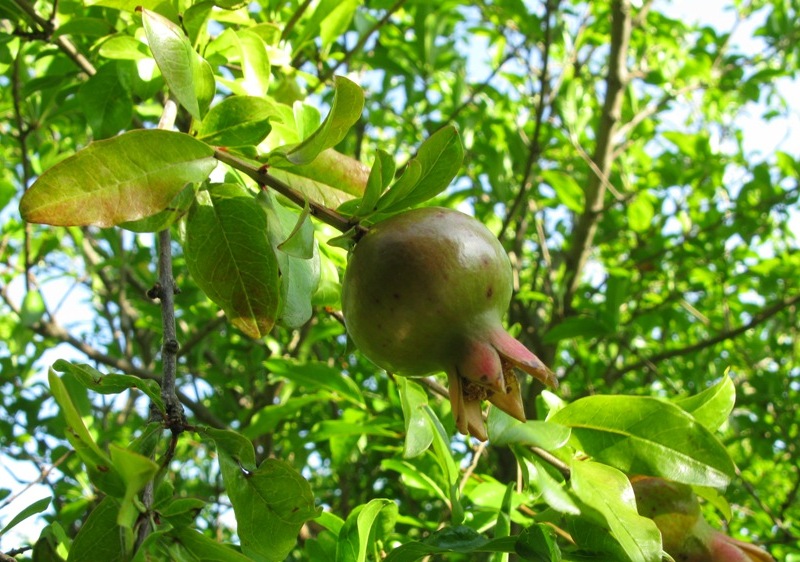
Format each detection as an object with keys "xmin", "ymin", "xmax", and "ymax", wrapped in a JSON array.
[
  {"xmin": 264, "ymin": 357, "xmax": 364, "ymax": 406},
  {"xmin": 377, "ymin": 126, "xmax": 464, "ymax": 212},
  {"xmin": 19, "ymin": 130, "xmax": 216, "ymax": 227},
  {"xmin": 542, "ymin": 169, "xmax": 585, "ymax": 214},
  {"xmin": 352, "ymin": 149, "xmax": 395, "ymax": 217},
  {"xmin": 397, "ymin": 378, "xmax": 434, "ymax": 458},
  {"xmin": 258, "ymin": 191, "xmax": 320, "ymax": 328},
  {"xmin": 514, "ymin": 525, "xmax": 561, "ymax": 562},
  {"xmin": 243, "ymin": 393, "xmax": 328, "ymax": 438},
  {"xmin": 207, "ymin": 428, "xmax": 321, "ymax": 562},
  {"xmin": 67, "ymin": 497, "xmax": 128, "ymax": 562},
  {"xmin": 48, "ymin": 369, "xmax": 125, "ymax": 497},
  {"xmin": 569, "ymin": 461, "xmax": 661, "ymax": 562},
  {"xmin": 422, "ymin": 405, "xmax": 463, "ymax": 525},
  {"xmin": 551, "ymin": 395, "xmax": 736, "ymax": 488},
  {"xmin": 542, "ymin": 316, "xmax": 611, "ymax": 344},
  {"xmin": 336, "ymin": 499, "xmax": 397, "ymax": 562},
  {"xmin": 673, "ymin": 375, "xmax": 736, "ymax": 432},
  {"xmin": 516, "ymin": 451, "xmax": 580, "ymax": 516},
  {"xmin": 0, "ymin": 497, "xmax": 50, "ymax": 537},
  {"xmin": 185, "ymin": 183, "xmax": 280, "ymax": 338},
  {"xmin": 384, "ymin": 526, "xmax": 518, "ymax": 562},
  {"xmin": 271, "ymin": 76, "xmax": 364, "ymax": 166},
  {"xmin": 53, "ymin": 360, "xmax": 165, "ymax": 414},
  {"xmin": 380, "ymin": 459, "xmax": 447, "ymax": 502},
  {"xmin": 108, "ymin": 445, "xmax": 158, "ymax": 530},
  {"xmin": 19, "ymin": 289, "xmax": 46, "ymax": 328},
  {"xmin": 77, "ymin": 62, "xmax": 132, "ymax": 139},
  {"xmin": 119, "ymin": 183, "xmax": 196, "ymax": 233},
  {"xmin": 197, "ymin": 96, "xmax": 274, "ymax": 147},
  {"xmin": 141, "ymin": 8, "xmax": 214, "ymax": 120},
  {"xmin": 627, "ymin": 195, "xmax": 655, "ymax": 233},
  {"xmin": 169, "ymin": 527, "xmax": 253, "ymax": 562},
  {"xmin": 487, "ymin": 407, "xmax": 571, "ymax": 449},
  {"xmin": 237, "ymin": 29, "xmax": 271, "ymax": 97}
]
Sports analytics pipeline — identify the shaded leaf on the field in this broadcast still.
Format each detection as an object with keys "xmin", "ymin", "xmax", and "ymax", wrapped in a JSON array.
[
  {"xmin": 207, "ymin": 428, "xmax": 320, "ymax": 562},
  {"xmin": 397, "ymin": 377, "xmax": 434, "ymax": 459},
  {"xmin": 185, "ymin": 183, "xmax": 280, "ymax": 338},
  {"xmin": 336, "ymin": 499, "xmax": 397, "ymax": 562},
  {"xmin": 67, "ymin": 497, "xmax": 127, "ymax": 562}
]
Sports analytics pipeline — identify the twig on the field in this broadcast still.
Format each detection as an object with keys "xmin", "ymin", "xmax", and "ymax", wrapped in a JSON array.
[
  {"xmin": 0, "ymin": 451, "xmax": 72, "ymax": 511},
  {"xmin": 11, "ymin": 43, "xmax": 33, "ymax": 293},
  {"xmin": 213, "ymin": 149, "xmax": 367, "ymax": 237},
  {"xmin": 498, "ymin": 0, "xmax": 560, "ymax": 242},
  {"xmin": 280, "ymin": 0, "xmax": 313, "ymax": 41},
  {"xmin": 609, "ymin": 293, "xmax": 800, "ymax": 380},
  {"xmin": 561, "ymin": 0, "xmax": 632, "ymax": 314},
  {"xmin": 310, "ymin": 0, "xmax": 408, "ymax": 91}
]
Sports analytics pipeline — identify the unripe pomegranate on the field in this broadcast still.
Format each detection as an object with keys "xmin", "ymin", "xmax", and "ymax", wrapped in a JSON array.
[
  {"xmin": 341, "ymin": 207, "xmax": 556, "ymax": 440},
  {"xmin": 631, "ymin": 476, "xmax": 774, "ymax": 562}
]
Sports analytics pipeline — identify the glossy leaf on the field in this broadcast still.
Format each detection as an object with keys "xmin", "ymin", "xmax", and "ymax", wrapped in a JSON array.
[
  {"xmin": 487, "ymin": 407, "xmax": 571, "ymax": 449},
  {"xmin": 19, "ymin": 130, "xmax": 216, "ymax": 227},
  {"xmin": 119, "ymin": 183, "xmax": 196, "ymax": 233},
  {"xmin": 141, "ymin": 8, "xmax": 214, "ymax": 120},
  {"xmin": 397, "ymin": 377, "xmax": 434, "ymax": 459},
  {"xmin": 376, "ymin": 126, "xmax": 464, "ymax": 213},
  {"xmin": 336, "ymin": 498, "xmax": 397, "ymax": 562},
  {"xmin": 259, "ymin": 190, "xmax": 319, "ymax": 328},
  {"xmin": 184, "ymin": 183, "xmax": 280, "ymax": 338},
  {"xmin": 271, "ymin": 76, "xmax": 365, "ymax": 166},
  {"xmin": 552, "ymin": 395, "xmax": 736, "ymax": 488},
  {"xmin": 569, "ymin": 461, "xmax": 662, "ymax": 562},
  {"xmin": 197, "ymin": 95, "xmax": 275, "ymax": 146},
  {"xmin": 168, "ymin": 527, "xmax": 253, "ymax": 562},
  {"xmin": 674, "ymin": 375, "xmax": 736, "ymax": 431}
]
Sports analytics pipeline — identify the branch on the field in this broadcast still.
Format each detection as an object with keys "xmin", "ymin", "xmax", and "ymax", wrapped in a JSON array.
[
  {"xmin": 11, "ymin": 0, "xmax": 96, "ymax": 76},
  {"xmin": 561, "ymin": 0, "xmax": 632, "ymax": 314},
  {"xmin": 310, "ymin": 0, "xmax": 408, "ymax": 90},
  {"xmin": 609, "ymin": 293, "xmax": 800, "ymax": 380},
  {"xmin": 498, "ymin": 0, "xmax": 560, "ymax": 242},
  {"xmin": 213, "ymin": 149, "xmax": 367, "ymax": 237}
]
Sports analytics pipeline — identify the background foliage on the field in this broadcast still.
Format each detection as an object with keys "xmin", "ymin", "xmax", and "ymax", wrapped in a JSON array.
[{"xmin": 1, "ymin": 0, "xmax": 798, "ymax": 560}]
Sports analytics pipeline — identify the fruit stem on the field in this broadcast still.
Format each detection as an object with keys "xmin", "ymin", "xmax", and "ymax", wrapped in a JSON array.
[{"xmin": 213, "ymin": 149, "xmax": 369, "ymax": 237}]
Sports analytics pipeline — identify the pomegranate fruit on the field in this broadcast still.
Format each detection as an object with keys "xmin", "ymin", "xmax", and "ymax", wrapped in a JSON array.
[
  {"xmin": 631, "ymin": 476, "xmax": 774, "ymax": 562},
  {"xmin": 341, "ymin": 206, "xmax": 556, "ymax": 440}
]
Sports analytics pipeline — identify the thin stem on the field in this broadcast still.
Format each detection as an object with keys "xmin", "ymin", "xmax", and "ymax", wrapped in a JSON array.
[{"xmin": 213, "ymin": 149, "xmax": 368, "ymax": 237}]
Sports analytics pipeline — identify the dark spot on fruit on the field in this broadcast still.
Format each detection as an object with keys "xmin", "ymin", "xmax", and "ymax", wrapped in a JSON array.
[
  {"xmin": 486, "ymin": 286, "xmax": 493, "ymax": 298},
  {"xmin": 393, "ymin": 293, "xmax": 400, "ymax": 299}
]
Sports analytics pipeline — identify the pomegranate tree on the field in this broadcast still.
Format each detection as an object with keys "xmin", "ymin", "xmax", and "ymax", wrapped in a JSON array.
[{"xmin": 341, "ymin": 206, "xmax": 556, "ymax": 440}]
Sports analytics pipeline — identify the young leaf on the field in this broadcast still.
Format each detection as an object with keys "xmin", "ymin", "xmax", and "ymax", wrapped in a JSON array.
[
  {"xmin": 141, "ymin": 8, "xmax": 214, "ymax": 120},
  {"xmin": 237, "ymin": 29, "xmax": 271, "ymax": 97},
  {"xmin": 185, "ymin": 184, "xmax": 280, "ymax": 338},
  {"xmin": 19, "ymin": 130, "xmax": 216, "ymax": 227},
  {"xmin": 108, "ymin": 445, "xmax": 158, "ymax": 530},
  {"xmin": 674, "ymin": 375, "xmax": 736, "ymax": 431},
  {"xmin": 353, "ymin": 149, "xmax": 395, "ymax": 217},
  {"xmin": 258, "ymin": 191, "xmax": 320, "ymax": 328},
  {"xmin": 569, "ymin": 461, "xmax": 661, "ymax": 562},
  {"xmin": 396, "ymin": 377, "xmax": 434, "ymax": 459},
  {"xmin": 48, "ymin": 369, "xmax": 125, "ymax": 498},
  {"xmin": 207, "ymin": 427, "xmax": 321, "ymax": 562},
  {"xmin": 53, "ymin": 360, "xmax": 165, "ymax": 414},
  {"xmin": 336, "ymin": 499, "xmax": 398, "ymax": 562},
  {"xmin": 197, "ymin": 95, "xmax": 275, "ymax": 147},
  {"xmin": 377, "ymin": 126, "xmax": 463, "ymax": 213},
  {"xmin": 487, "ymin": 407, "xmax": 571, "ymax": 449},
  {"xmin": 551, "ymin": 395, "xmax": 736, "ymax": 488},
  {"xmin": 271, "ymin": 75, "xmax": 365, "ymax": 166}
]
